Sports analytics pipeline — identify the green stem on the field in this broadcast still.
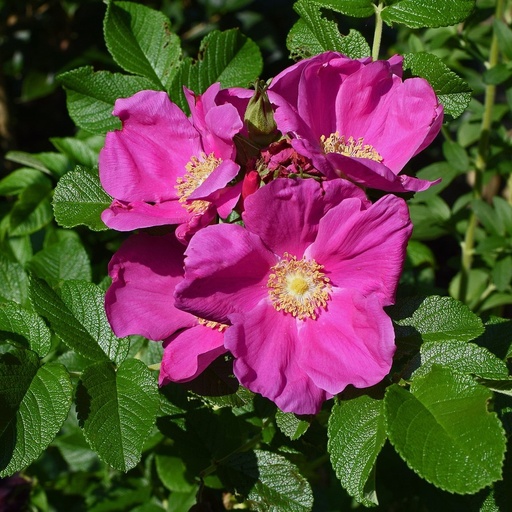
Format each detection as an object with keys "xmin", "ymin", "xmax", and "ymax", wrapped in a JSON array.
[
  {"xmin": 372, "ymin": 3, "xmax": 384, "ymax": 61},
  {"xmin": 458, "ymin": 0, "xmax": 504, "ymax": 303}
]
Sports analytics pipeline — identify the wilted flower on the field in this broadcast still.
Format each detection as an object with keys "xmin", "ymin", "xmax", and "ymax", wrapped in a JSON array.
[
  {"xmin": 176, "ymin": 178, "xmax": 412, "ymax": 414},
  {"xmin": 269, "ymin": 52, "xmax": 443, "ymax": 193}
]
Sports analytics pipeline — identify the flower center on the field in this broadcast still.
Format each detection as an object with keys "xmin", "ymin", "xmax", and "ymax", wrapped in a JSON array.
[
  {"xmin": 175, "ymin": 152, "xmax": 222, "ymax": 213},
  {"xmin": 198, "ymin": 317, "xmax": 228, "ymax": 332},
  {"xmin": 320, "ymin": 132, "xmax": 383, "ymax": 162},
  {"xmin": 267, "ymin": 252, "xmax": 331, "ymax": 320}
]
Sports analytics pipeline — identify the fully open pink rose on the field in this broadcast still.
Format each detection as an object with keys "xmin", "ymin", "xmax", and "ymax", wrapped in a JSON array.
[
  {"xmin": 176, "ymin": 178, "xmax": 412, "ymax": 414},
  {"xmin": 105, "ymin": 232, "xmax": 227, "ymax": 384},
  {"xmin": 269, "ymin": 52, "xmax": 443, "ymax": 193},
  {"xmin": 99, "ymin": 83, "xmax": 245, "ymax": 241}
]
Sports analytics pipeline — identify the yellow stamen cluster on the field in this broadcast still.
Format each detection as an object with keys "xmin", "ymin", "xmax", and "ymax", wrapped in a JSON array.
[
  {"xmin": 198, "ymin": 317, "xmax": 228, "ymax": 332},
  {"xmin": 175, "ymin": 152, "xmax": 222, "ymax": 213},
  {"xmin": 267, "ymin": 252, "xmax": 331, "ymax": 320},
  {"xmin": 320, "ymin": 132, "xmax": 383, "ymax": 162}
]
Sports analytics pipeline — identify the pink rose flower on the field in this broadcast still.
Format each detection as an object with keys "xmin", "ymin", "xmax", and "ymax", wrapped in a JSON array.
[
  {"xmin": 269, "ymin": 52, "xmax": 443, "ymax": 193},
  {"xmin": 176, "ymin": 178, "xmax": 412, "ymax": 414},
  {"xmin": 99, "ymin": 83, "xmax": 245, "ymax": 241},
  {"xmin": 105, "ymin": 232, "xmax": 227, "ymax": 384}
]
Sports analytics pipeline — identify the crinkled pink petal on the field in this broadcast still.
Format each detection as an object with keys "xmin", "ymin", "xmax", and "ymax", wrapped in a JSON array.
[
  {"xmin": 174, "ymin": 205, "xmax": 217, "ymax": 245},
  {"xmin": 216, "ymin": 181, "xmax": 242, "ymax": 219},
  {"xmin": 159, "ymin": 323, "xmax": 227, "ymax": 385},
  {"xmin": 105, "ymin": 233, "xmax": 196, "ymax": 340},
  {"xmin": 99, "ymin": 90, "xmax": 201, "ymax": 202},
  {"xmin": 175, "ymin": 223, "xmax": 276, "ymax": 323},
  {"xmin": 101, "ymin": 199, "xmax": 191, "ymax": 231},
  {"xmin": 227, "ymin": 306, "xmax": 330, "ymax": 415},
  {"xmin": 306, "ymin": 194, "xmax": 412, "ymax": 305},
  {"xmin": 242, "ymin": 178, "xmax": 369, "ymax": 257},
  {"xmin": 299, "ymin": 290, "xmax": 395, "ymax": 395}
]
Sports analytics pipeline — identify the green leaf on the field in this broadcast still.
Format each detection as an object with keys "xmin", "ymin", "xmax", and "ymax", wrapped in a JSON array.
[
  {"xmin": 476, "ymin": 378, "xmax": 512, "ymax": 397},
  {"xmin": 220, "ymin": 449, "xmax": 314, "ymax": 512},
  {"xmin": 28, "ymin": 238, "xmax": 92, "ymax": 286},
  {"xmin": 8, "ymin": 179, "xmax": 53, "ymax": 236},
  {"xmin": 493, "ymin": 197, "xmax": 512, "ymax": 237},
  {"xmin": 275, "ymin": 410, "xmax": 311, "ymax": 441},
  {"xmin": 409, "ymin": 196, "xmax": 451, "ymax": 240},
  {"xmin": 413, "ymin": 340, "xmax": 509, "ymax": 380},
  {"xmin": 169, "ymin": 29, "xmax": 262, "ymax": 109},
  {"xmin": 0, "ymin": 168, "xmax": 48, "ymax": 196},
  {"xmin": 287, "ymin": 1, "xmax": 370, "ymax": 60},
  {"xmin": 30, "ymin": 278, "xmax": 128, "ymax": 363},
  {"xmin": 483, "ymin": 63, "xmax": 512, "ymax": 86},
  {"xmin": 76, "ymin": 359, "xmax": 159, "ymax": 472},
  {"xmin": 50, "ymin": 136, "xmax": 103, "ymax": 168},
  {"xmin": 493, "ymin": 256, "xmax": 512, "ymax": 292},
  {"xmin": 472, "ymin": 198, "xmax": 504, "ymax": 236},
  {"xmin": 494, "ymin": 19, "xmax": 512, "ymax": 60},
  {"xmin": 155, "ymin": 452, "xmax": 195, "ymax": 492},
  {"xmin": 392, "ymin": 295, "xmax": 485, "ymax": 347},
  {"xmin": 0, "ymin": 255, "xmax": 29, "ymax": 307},
  {"xmin": 58, "ymin": 66, "xmax": 157, "ymax": 134},
  {"xmin": 5, "ymin": 151, "xmax": 70, "ymax": 177},
  {"xmin": 381, "ymin": 0, "xmax": 475, "ymax": 29},
  {"xmin": 0, "ymin": 350, "xmax": 73, "ymax": 476},
  {"xmin": 104, "ymin": 1, "xmax": 182, "ymax": 90},
  {"xmin": 53, "ymin": 166, "xmax": 112, "ymax": 231},
  {"xmin": 385, "ymin": 366, "xmax": 506, "ymax": 494},
  {"xmin": 403, "ymin": 52, "xmax": 472, "ymax": 118},
  {"xmin": 0, "ymin": 301, "xmax": 52, "ymax": 357},
  {"xmin": 328, "ymin": 396, "xmax": 386, "ymax": 507},
  {"xmin": 442, "ymin": 140, "xmax": 469, "ymax": 172},
  {"xmin": 52, "ymin": 427, "xmax": 99, "ymax": 472}
]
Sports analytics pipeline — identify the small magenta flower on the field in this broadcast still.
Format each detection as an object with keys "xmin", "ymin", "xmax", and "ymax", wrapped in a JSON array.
[
  {"xmin": 175, "ymin": 178, "xmax": 412, "ymax": 414},
  {"xmin": 99, "ymin": 83, "xmax": 245, "ymax": 241},
  {"xmin": 105, "ymin": 232, "xmax": 226, "ymax": 384},
  {"xmin": 269, "ymin": 52, "xmax": 443, "ymax": 193}
]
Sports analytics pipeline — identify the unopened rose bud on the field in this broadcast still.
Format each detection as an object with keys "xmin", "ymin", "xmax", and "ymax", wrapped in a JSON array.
[{"xmin": 244, "ymin": 81, "xmax": 278, "ymax": 147}]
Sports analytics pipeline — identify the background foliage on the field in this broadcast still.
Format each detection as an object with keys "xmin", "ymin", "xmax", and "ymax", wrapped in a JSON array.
[{"xmin": 1, "ymin": 0, "xmax": 512, "ymax": 511}]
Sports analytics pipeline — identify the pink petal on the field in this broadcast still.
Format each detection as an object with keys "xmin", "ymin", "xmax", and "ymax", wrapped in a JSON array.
[
  {"xmin": 101, "ymin": 199, "xmax": 190, "ymax": 231},
  {"xmin": 300, "ymin": 290, "xmax": 395, "ymax": 394},
  {"xmin": 159, "ymin": 323, "xmax": 227, "ymax": 384},
  {"xmin": 242, "ymin": 178, "xmax": 368, "ymax": 257},
  {"xmin": 105, "ymin": 233, "xmax": 196, "ymax": 340},
  {"xmin": 175, "ymin": 223, "xmax": 276, "ymax": 323},
  {"xmin": 99, "ymin": 90, "xmax": 201, "ymax": 202},
  {"xmin": 307, "ymin": 194, "xmax": 412, "ymax": 305},
  {"xmin": 188, "ymin": 160, "xmax": 240, "ymax": 201},
  {"xmin": 227, "ymin": 306, "xmax": 330, "ymax": 414}
]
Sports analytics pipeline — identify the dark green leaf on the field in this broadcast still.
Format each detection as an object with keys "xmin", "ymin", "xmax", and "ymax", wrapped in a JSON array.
[
  {"xmin": 221, "ymin": 449, "xmax": 314, "ymax": 512},
  {"xmin": 58, "ymin": 66, "xmax": 157, "ymax": 134},
  {"xmin": 413, "ymin": 340, "xmax": 509, "ymax": 380},
  {"xmin": 385, "ymin": 366, "xmax": 506, "ymax": 494},
  {"xmin": 442, "ymin": 140, "xmax": 469, "ymax": 172},
  {"xmin": 493, "ymin": 256, "xmax": 512, "ymax": 292},
  {"xmin": 77, "ymin": 359, "xmax": 159, "ymax": 472},
  {"xmin": 28, "ymin": 238, "xmax": 92, "ymax": 286},
  {"xmin": 53, "ymin": 166, "xmax": 112, "ymax": 231},
  {"xmin": 287, "ymin": 0, "xmax": 370, "ymax": 60},
  {"xmin": 0, "ymin": 169, "xmax": 48, "ymax": 196},
  {"xmin": 0, "ymin": 350, "xmax": 72, "ymax": 476},
  {"xmin": 0, "ymin": 301, "xmax": 51, "ymax": 357},
  {"xmin": 381, "ymin": 0, "xmax": 475, "ymax": 29},
  {"xmin": 104, "ymin": 1, "xmax": 182, "ymax": 90},
  {"xmin": 275, "ymin": 410, "xmax": 311, "ymax": 441},
  {"xmin": 403, "ymin": 52, "xmax": 472, "ymax": 118},
  {"xmin": 8, "ymin": 179, "xmax": 53, "ymax": 236},
  {"xmin": 392, "ymin": 295, "xmax": 484, "ymax": 345},
  {"xmin": 0, "ymin": 255, "xmax": 29, "ymax": 307},
  {"xmin": 328, "ymin": 396, "xmax": 386, "ymax": 507},
  {"xmin": 483, "ymin": 63, "xmax": 512, "ymax": 86},
  {"xmin": 30, "ymin": 278, "xmax": 128, "ymax": 363},
  {"xmin": 169, "ymin": 29, "xmax": 262, "ymax": 109}
]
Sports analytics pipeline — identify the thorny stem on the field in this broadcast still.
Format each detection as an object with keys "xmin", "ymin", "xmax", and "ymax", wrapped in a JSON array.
[
  {"xmin": 458, "ymin": 0, "xmax": 504, "ymax": 304},
  {"xmin": 372, "ymin": 3, "xmax": 384, "ymax": 61}
]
